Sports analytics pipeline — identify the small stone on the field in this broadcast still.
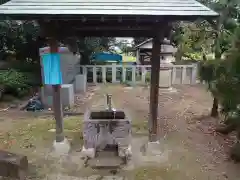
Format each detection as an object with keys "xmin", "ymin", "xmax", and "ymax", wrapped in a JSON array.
[
  {"xmin": 110, "ymin": 169, "xmax": 119, "ymax": 175},
  {"xmin": 222, "ymin": 172, "xmax": 228, "ymax": 178},
  {"xmin": 48, "ymin": 129, "xmax": 56, "ymax": 132},
  {"xmin": 87, "ymin": 175, "xmax": 102, "ymax": 180},
  {"xmin": 101, "ymin": 176, "xmax": 124, "ymax": 180},
  {"xmin": 81, "ymin": 146, "xmax": 95, "ymax": 158},
  {"xmin": 9, "ymin": 104, "xmax": 18, "ymax": 108}
]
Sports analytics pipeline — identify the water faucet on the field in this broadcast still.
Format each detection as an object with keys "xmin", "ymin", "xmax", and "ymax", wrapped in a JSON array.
[{"xmin": 106, "ymin": 94, "xmax": 112, "ymax": 111}]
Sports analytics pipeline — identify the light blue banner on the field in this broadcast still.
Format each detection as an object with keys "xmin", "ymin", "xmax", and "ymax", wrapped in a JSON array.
[{"xmin": 42, "ymin": 53, "xmax": 62, "ymax": 85}]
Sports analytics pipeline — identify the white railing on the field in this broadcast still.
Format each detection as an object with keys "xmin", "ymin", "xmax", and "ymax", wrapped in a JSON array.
[{"xmin": 78, "ymin": 64, "xmax": 198, "ymax": 85}]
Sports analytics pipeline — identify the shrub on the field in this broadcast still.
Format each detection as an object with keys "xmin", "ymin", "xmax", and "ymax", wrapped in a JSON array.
[{"xmin": 0, "ymin": 69, "xmax": 33, "ymax": 98}]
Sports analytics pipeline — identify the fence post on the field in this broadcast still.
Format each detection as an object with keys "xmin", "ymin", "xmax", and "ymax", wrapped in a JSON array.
[
  {"xmin": 122, "ymin": 67, "xmax": 126, "ymax": 83},
  {"xmin": 93, "ymin": 66, "xmax": 97, "ymax": 83},
  {"xmin": 82, "ymin": 66, "xmax": 87, "ymax": 75},
  {"xmin": 191, "ymin": 64, "xmax": 198, "ymax": 84},
  {"xmin": 172, "ymin": 66, "xmax": 176, "ymax": 84},
  {"xmin": 102, "ymin": 66, "xmax": 106, "ymax": 83},
  {"xmin": 141, "ymin": 66, "xmax": 146, "ymax": 84},
  {"xmin": 132, "ymin": 66, "xmax": 136, "ymax": 83},
  {"xmin": 181, "ymin": 66, "xmax": 186, "ymax": 84},
  {"xmin": 112, "ymin": 65, "xmax": 117, "ymax": 83}
]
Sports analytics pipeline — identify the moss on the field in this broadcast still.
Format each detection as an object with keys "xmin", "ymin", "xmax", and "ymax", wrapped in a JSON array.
[
  {"xmin": 132, "ymin": 120, "xmax": 148, "ymax": 135},
  {"xmin": 131, "ymin": 166, "xmax": 187, "ymax": 180},
  {"xmin": 0, "ymin": 115, "xmax": 83, "ymax": 152}
]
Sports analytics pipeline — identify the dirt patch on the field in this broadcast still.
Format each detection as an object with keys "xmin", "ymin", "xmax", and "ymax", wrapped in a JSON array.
[
  {"xmin": 107, "ymin": 84, "xmax": 240, "ymax": 180},
  {"xmin": 0, "ymin": 84, "xmax": 240, "ymax": 180}
]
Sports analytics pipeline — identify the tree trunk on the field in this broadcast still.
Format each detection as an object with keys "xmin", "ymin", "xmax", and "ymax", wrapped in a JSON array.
[
  {"xmin": 216, "ymin": 124, "xmax": 236, "ymax": 134},
  {"xmin": 211, "ymin": 97, "xmax": 219, "ymax": 117}
]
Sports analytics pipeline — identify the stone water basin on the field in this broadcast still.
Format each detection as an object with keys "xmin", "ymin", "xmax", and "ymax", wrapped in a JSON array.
[{"xmin": 82, "ymin": 110, "xmax": 132, "ymax": 161}]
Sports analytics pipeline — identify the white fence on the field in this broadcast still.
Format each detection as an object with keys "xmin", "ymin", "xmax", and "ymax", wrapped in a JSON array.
[{"xmin": 79, "ymin": 64, "xmax": 198, "ymax": 85}]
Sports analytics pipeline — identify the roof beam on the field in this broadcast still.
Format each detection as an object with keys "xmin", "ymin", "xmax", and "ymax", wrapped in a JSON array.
[{"xmin": 58, "ymin": 30, "xmax": 155, "ymax": 38}]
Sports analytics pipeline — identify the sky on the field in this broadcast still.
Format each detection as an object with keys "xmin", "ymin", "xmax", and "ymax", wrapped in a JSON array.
[
  {"xmin": 116, "ymin": 37, "xmax": 134, "ymax": 44},
  {"xmin": 114, "ymin": 37, "xmax": 134, "ymax": 52}
]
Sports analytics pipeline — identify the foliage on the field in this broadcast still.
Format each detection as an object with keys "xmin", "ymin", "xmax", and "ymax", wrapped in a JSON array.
[
  {"xmin": 199, "ymin": 27, "xmax": 240, "ymax": 160},
  {"xmin": 214, "ymin": 27, "xmax": 240, "ymax": 116},
  {"xmin": 193, "ymin": 0, "xmax": 240, "ymax": 117},
  {"xmin": 0, "ymin": 20, "xmax": 115, "ymax": 98},
  {"xmin": 0, "ymin": 20, "xmax": 44, "ymax": 98},
  {"xmin": 77, "ymin": 37, "xmax": 117, "ymax": 65},
  {"xmin": 0, "ymin": 69, "xmax": 33, "ymax": 97}
]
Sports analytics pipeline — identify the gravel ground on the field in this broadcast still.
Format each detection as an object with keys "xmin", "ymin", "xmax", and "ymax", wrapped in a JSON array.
[{"xmin": 1, "ymin": 84, "xmax": 240, "ymax": 180}]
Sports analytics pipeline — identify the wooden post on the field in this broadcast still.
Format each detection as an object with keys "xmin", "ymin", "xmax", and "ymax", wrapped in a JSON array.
[
  {"xmin": 149, "ymin": 33, "xmax": 164, "ymax": 142},
  {"xmin": 49, "ymin": 38, "xmax": 65, "ymax": 143}
]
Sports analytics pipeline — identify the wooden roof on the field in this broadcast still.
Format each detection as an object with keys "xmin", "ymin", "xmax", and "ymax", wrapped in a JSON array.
[
  {"xmin": 0, "ymin": 0, "xmax": 218, "ymax": 37},
  {"xmin": 0, "ymin": 0, "xmax": 218, "ymax": 19}
]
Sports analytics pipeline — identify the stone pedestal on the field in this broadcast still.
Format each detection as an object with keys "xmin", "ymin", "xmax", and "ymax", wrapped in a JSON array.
[
  {"xmin": 74, "ymin": 74, "xmax": 87, "ymax": 92},
  {"xmin": 140, "ymin": 140, "xmax": 168, "ymax": 164},
  {"xmin": 159, "ymin": 65, "xmax": 172, "ymax": 88},
  {"xmin": 41, "ymin": 84, "xmax": 75, "ymax": 108},
  {"xmin": 61, "ymin": 84, "xmax": 74, "ymax": 108}
]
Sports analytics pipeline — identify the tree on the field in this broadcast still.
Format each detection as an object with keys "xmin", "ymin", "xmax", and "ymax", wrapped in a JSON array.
[
  {"xmin": 115, "ymin": 39, "xmax": 134, "ymax": 55},
  {"xmin": 211, "ymin": 27, "xmax": 240, "ymax": 161},
  {"xmin": 77, "ymin": 37, "xmax": 116, "ymax": 65},
  {"xmin": 133, "ymin": 38, "xmax": 148, "ymax": 47},
  {"xmin": 198, "ymin": 0, "xmax": 239, "ymax": 117},
  {"xmin": 0, "ymin": 20, "xmax": 115, "ymax": 97}
]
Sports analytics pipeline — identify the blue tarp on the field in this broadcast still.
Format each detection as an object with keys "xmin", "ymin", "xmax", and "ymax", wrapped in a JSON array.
[
  {"xmin": 92, "ymin": 52, "xmax": 122, "ymax": 62},
  {"xmin": 42, "ymin": 53, "xmax": 63, "ymax": 85}
]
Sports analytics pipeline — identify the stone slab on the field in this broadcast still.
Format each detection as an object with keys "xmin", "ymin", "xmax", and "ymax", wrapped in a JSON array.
[
  {"xmin": 0, "ymin": 150, "xmax": 28, "ymax": 180},
  {"xmin": 87, "ymin": 155, "xmax": 123, "ymax": 169},
  {"xmin": 101, "ymin": 176, "xmax": 124, "ymax": 180},
  {"xmin": 41, "ymin": 84, "xmax": 75, "ymax": 108},
  {"xmin": 44, "ymin": 174, "xmax": 125, "ymax": 180}
]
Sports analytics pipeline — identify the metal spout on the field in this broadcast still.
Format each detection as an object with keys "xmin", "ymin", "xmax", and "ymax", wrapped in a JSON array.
[{"xmin": 106, "ymin": 94, "xmax": 112, "ymax": 111}]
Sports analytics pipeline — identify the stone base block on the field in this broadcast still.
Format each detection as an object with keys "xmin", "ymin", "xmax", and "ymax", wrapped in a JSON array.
[{"xmin": 53, "ymin": 138, "xmax": 70, "ymax": 155}]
